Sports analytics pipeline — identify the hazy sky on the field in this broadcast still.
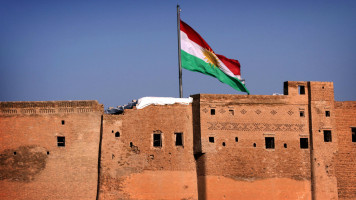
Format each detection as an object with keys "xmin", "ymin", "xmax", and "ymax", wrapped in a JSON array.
[{"xmin": 1, "ymin": 0, "xmax": 355, "ymax": 108}]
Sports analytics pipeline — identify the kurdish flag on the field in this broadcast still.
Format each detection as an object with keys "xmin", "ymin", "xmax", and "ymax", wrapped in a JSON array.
[{"xmin": 180, "ymin": 20, "xmax": 249, "ymax": 94}]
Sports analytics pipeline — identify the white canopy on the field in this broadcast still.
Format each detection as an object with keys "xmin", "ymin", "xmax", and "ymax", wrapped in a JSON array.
[{"xmin": 136, "ymin": 97, "xmax": 193, "ymax": 109}]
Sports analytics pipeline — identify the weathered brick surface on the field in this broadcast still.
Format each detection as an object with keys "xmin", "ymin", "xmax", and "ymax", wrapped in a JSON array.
[
  {"xmin": 0, "ymin": 101, "xmax": 103, "ymax": 200},
  {"xmin": 98, "ymin": 104, "xmax": 197, "ymax": 200},
  {"xmin": 0, "ymin": 81, "xmax": 355, "ymax": 200},
  {"xmin": 335, "ymin": 101, "xmax": 356, "ymax": 200},
  {"xmin": 192, "ymin": 82, "xmax": 312, "ymax": 200},
  {"xmin": 308, "ymin": 82, "xmax": 338, "ymax": 200}
]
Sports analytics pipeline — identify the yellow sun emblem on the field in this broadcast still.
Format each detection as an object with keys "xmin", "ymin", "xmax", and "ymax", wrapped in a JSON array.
[{"xmin": 202, "ymin": 48, "xmax": 221, "ymax": 68}]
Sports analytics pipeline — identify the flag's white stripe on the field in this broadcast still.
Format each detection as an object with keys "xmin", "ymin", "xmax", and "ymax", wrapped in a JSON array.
[{"xmin": 180, "ymin": 31, "xmax": 242, "ymax": 81}]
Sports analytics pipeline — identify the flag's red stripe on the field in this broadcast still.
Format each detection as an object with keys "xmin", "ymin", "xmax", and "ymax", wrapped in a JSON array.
[
  {"xmin": 216, "ymin": 54, "xmax": 241, "ymax": 76},
  {"xmin": 181, "ymin": 20, "xmax": 241, "ymax": 76},
  {"xmin": 180, "ymin": 20, "xmax": 213, "ymax": 52}
]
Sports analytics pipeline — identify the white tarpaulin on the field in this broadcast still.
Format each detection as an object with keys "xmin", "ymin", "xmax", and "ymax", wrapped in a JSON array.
[{"xmin": 136, "ymin": 97, "xmax": 193, "ymax": 109}]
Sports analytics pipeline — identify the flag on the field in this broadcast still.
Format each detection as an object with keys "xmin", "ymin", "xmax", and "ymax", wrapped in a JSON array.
[{"xmin": 180, "ymin": 20, "xmax": 249, "ymax": 94}]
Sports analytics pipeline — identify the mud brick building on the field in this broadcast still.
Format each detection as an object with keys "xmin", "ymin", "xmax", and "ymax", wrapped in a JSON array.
[{"xmin": 0, "ymin": 81, "xmax": 355, "ymax": 200}]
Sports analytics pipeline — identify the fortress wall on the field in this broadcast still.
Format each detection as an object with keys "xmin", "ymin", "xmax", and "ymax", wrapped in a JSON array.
[
  {"xmin": 99, "ymin": 104, "xmax": 197, "ymax": 200},
  {"xmin": 0, "ymin": 81, "xmax": 354, "ymax": 200},
  {"xmin": 335, "ymin": 101, "xmax": 356, "ymax": 200},
  {"xmin": 192, "ymin": 90, "xmax": 312, "ymax": 200},
  {"xmin": 308, "ymin": 82, "xmax": 339, "ymax": 200},
  {"xmin": 0, "ymin": 101, "xmax": 103, "ymax": 200}
]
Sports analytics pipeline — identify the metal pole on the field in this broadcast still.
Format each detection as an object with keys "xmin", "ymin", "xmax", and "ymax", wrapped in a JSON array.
[{"xmin": 177, "ymin": 5, "xmax": 183, "ymax": 98}]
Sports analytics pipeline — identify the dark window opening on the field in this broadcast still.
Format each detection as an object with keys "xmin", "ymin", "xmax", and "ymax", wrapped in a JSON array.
[
  {"xmin": 265, "ymin": 137, "xmax": 275, "ymax": 149},
  {"xmin": 112, "ymin": 130, "xmax": 114, "ymax": 133},
  {"xmin": 13, "ymin": 152, "xmax": 16, "ymax": 155},
  {"xmin": 153, "ymin": 133, "xmax": 162, "ymax": 147},
  {"xmin": 175, "ymin": 132, "xmax": 183, "ymax": 146},
  {"xmin": 211, "ymin": 109, "xmax": 215, "ymax": 115},
  {"xmin": 300, "ymin": 111, "xmax": 305, "ymax": 117},
  {"xmin": 300, "ymin": 138, "xmax": 308, "ymax": 149},
  {"xmin": 222, "ymin": 142, "xmax": 226, "ymax": 146},
  {"xmin": 324, "ymin": 130, "xmax": 332, "ymax": 142},
  {"xmin": 209, "ymin": 137, "xmax": 214, "ymax": 143},
  {"xmin": 298, "ymin": 85, "xmax": 305, "ymax": 95},
  {"xmin": 253, "ymin": 143, "xmax": 256, "ymax": 147},
  {"xmin": 325, "ymin": 111, "xmax": 330, "ymax": 117},
  {"xmin": 352, "ymin": 128, "xmax": 356, "ymax": 142},
  {"xmin": 130, "ymin": 142, "xmax": 133, "ymax": 147},
  {"xmin": 235, "ymin": 137, "xmax": 238, "ymax": 142},
  {"xmin": 61, "ymin": 120, "xmax": 65, "ymax": 125},
  {"xmin": 229, "ymin": 110, "xmax": 234, "ymax": 115},
  {"xmin": 115, "ymin": 131, "xmax": 120, "ymax": 137},
  {"xmin": 47, "ymin": 151, "xmax": 50, "ymax": 155},
  {"xmin": 284, "ymin": 143, "xmax": 287, "ymax": 148},
  {"xmin": 57, "ymin": 136, "xmax": 65, "ymax": 147}
]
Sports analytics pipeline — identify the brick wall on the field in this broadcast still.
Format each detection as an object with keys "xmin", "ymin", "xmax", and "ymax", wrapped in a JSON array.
[
  {"xmin": 308, "ymin": 82, "xmax": 338, "ymax": 200},
  {"xmin": 0, "ymin": 101, "xmax": 103, "ymax": 200},
  {"xmin": 98, "ymin": 104, "xmax": 197, "ymax": 200},
  {"xmin": 335, "ymin": 101, "xmax": 356, "ymax": 200},
  {"xmin": 192, "ymin": 90, "xmax": 312, "ymax": 200},
  {"xmin": 0, "ymin": 81, "xmax": 354, "ymax": 200}
]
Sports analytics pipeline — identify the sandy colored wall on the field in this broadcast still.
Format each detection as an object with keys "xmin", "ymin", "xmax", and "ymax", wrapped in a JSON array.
[
  {"xmin": 0, "ymin": 81, "xmax": 354, "ymax": 200},
  {"xmin": 335, "ymin": 101, "xmax": 356, "ymax": 200},
  {"xmin": 192, "ymin": 85, "xmax": 312, "ymax": 200},
  {"xmin": 308, "ymin": 82, "xmax": 338, "ymax": 200},
  {"xmin": 99, "ymin": 104, "xmax": 197, "ymax": 200},
  {"xmin": 0, "ymin": 101, "xmax": 103, "ymax": 200}
]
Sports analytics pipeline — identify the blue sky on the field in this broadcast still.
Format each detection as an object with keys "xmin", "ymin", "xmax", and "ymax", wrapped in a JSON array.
[{"xmin": 1, "ymin": 0, "xmax": 355, "ymax": 108}]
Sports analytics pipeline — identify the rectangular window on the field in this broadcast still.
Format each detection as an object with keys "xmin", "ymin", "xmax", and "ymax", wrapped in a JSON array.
[
  {"xmin": 153, "ymin": 133, "xmax": 162, "ymax": 147},
  {"xmin": 209, "ymin": 137, "xmax": 215, "ymax": 143},
  {"xmin": 57, "ymin": 136, "xmax": 65, "ymax": 147},
  {"xmin": 324, "ymin": 130, "xmax": 332, "ymax": 142},
  {"xmin": 229, "ymin": 110, "xmax": 234, "ymax": 115},
  {"xmin": 300, "ymin": 138, "xmax": 308, "ymax": 149},
  {"xmin": 300, "ymin": 111, "xmax": 305, "ymax": 117},
  {"xmin": 211, "ymin": 109, "xmax": 215, "ymax": 115},
  {"xmin": 352, "ymin": 128, "xmax": 356, "ymax": 142},
  {"xmin": 325, "ymin": 111, "xmax": 330, "ymax": 117},
  {"xmin": 265, "ymin": 137, "xmax": 275, "ymax": 149},
  {"xmin": 175, "ymin": 132, "xmax": 183, "ymax": 146},
  {"xmin": 298, "ymin": 85, "xmax": 305, "ymax": 95}
]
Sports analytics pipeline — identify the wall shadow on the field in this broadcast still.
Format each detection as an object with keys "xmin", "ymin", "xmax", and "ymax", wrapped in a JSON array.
[
  {"xmin": 192, "ymin": 97, "xmax": 206, "ymax": 200},
  {"xmin": 96, "ymin": 115, "xmax": 104, "ymax": 200}
]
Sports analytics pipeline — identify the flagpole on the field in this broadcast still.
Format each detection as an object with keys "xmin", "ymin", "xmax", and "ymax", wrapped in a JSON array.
[{"xmin": 177, "ymin": 5, "xmax": 183, "ymax": 98}]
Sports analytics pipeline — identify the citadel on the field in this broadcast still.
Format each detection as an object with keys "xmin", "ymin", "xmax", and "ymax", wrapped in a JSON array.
[{"xmin": 0, "ymin": 81, "xmax": 355, "ymax": 200}]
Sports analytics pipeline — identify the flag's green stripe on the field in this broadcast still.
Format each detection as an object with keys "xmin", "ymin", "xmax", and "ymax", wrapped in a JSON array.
[{"xmin": 181, "ymin": 50, "xmax": 250, "ymax": 94}]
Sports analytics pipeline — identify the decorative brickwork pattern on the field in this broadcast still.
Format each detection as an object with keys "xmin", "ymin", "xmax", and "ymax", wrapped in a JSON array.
[
  {"xmin": 1, "ymin": 109, "xmax": 17, "ymax": 114},
  {"xmin": 39, "ymin": 109, "xmax": 55, "ymax": 114},
  {"xmin": 22, "ymin": 109, "xmax": 36, "ymax": 114},
  {"xmin": 287, "ymin": 110, "xmax": 294, "ymax": 115},
  {"xmin": 219, "ymin": 109, "xmax": 226, "ymax": 114},
  {"xmin": 59, "ymin": 108, "xmax": 74, "ymax": 113},
  {"xmin": 207, "ymin": 122, "xmax": 305, "ymax": 132},
  {"xmin": 78, "ymin": 108, "xmax": 93, "ymax": 113}
]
